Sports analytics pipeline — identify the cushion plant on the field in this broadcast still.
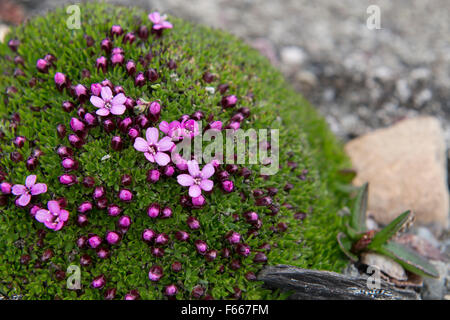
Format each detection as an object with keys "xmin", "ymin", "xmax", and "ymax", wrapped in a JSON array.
[{"xmin": 0, "ymin": 3, "xmax": 351, "ymax": 300}]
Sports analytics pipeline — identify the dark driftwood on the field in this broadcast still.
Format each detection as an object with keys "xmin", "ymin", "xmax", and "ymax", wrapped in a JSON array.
[{"xmin": 258, "ymin": 265, "xmax": 419, "ymax": 300}]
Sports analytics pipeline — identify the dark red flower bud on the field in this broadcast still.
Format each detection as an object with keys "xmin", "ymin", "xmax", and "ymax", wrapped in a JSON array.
[
  {"xmin": 222, "ymin": 248, "xmax": 231, "ymax": 259},
  {"xmin": 96, "ymin": 198, "xmax": 108, "ymax": 209},
  {"xmin": 145, "ymin": 68, "xmax": 158, "ymax": 82},
  {"xmin": 120, "ymin": 174, "xmax": 132, "ymax": 186},
  {"xmin": 205, "ymin": 250, "xmax": 218, "ymax": 262},
  {"xmin": 202, "ymin": 72, "xmax": 215, "ymax": 83},
  {"xmin": 148, "ymin": 265, "xmax": 163, "ymax": 282},
  {"xmin": 93, "ymin": 186, "xmax": 106, "ymax": 199},
  {"xmin": 84, "ymin": 113, "xmax": 98, "ymax": 127},
  {"xmin": 76, "ymin": 236, "xmax": 88, "ymax": 249},
  {"xmin": 253, "ymin": 252, "xmax": 268, "ymax": 263},
  {"xmin": 78, "ymin": 201, "xmax": 93, "ymax": 213},
  {"xmin": 163, "ymin": 165, "xmax": 175, "ymax": 177},
  {"xmin": 91, "ymin": 274, "xmax": 106, "ymax": 289},
  {"xmin": 20, "ymin": 254, "xmax": 31, "ymax": 265},
  {"xmin": 14, "ymin": 55, "xmax": 25, "ymax": 65},
  {"xmin": 8, "ymin": 39, "xmax": 20, "ymax": 52},
  {"xmin": 104, "ymin": 288, "xmax": 117, "ymax": 300},
  {"xmin": 57, "ymin": 124, "xmax": 66, "ymax": 138},
  {"xmin": 232, "ymin": 287, "xmax": 242, "ymax": 300},
  {"xmin": 239, "ymin": 167, "xmax": 252, "ymax": 178},
  {"xmin": 137, "ymin": 114, "xmax": 150, "ymax": 129},
  {"xmin": 62, "ymin": 101, "xmax": 75, "ymax": 113},
  {"xmin": 96, "ymin": 247, "xmax": 110, "ymax": 259},
  {"xmin": 175, "ymin": 230, "xmax": 189, "ymax": 242},
  {"xmin": 107, "ymin": 204, "xmax": 121, "ymax": 217},
  {"xmin": 111, "ymin": 53, "xmax": 124, "ymax": 66},
  {"xmin": 80, "ymin": 254, "xmax": 92, "ymax": 266},
  {"xmin": 124, "ymin": 290, "xmax": 140, "ymax": 300},
  {"xmin": 84, "ymin": 35, "xmax": 95, "ymax": 47},
  {"xmin": 137, "ymin": 25, "xmax": 149, "ymax": 39},
  {"xmin": 62, "ymin": 157, "xmax": 78, "ymax": 171},
  {"xmin": 111, "ymin": 136, "xmax": 123, "ymax": 151},
  {"xmin": 118, "ymin": 117, "xmax": 133, "ymax": 133},
  {"xmin": 146, "ymin": 169, "xmax": 160, "ymax": 183},
  {"xmin": 191, "ymin": 285, "xmax": 205, "ymax": 299},
  {"xmin": 118, "ymin": 215, "xmax": 131, "ymax": 230},
  {"xmin": 180, "ymin": 195, "xmax": 192, "ymax": 208},
  {"xmin": 195, "ymin": 240, "xmax": 208, "ymax": 255},
  {"xmin": 36, "ymin": 59, "xmax": 50, "ymax": 73},
  {"xmin": 147, "ymin": 203, "xmax": 160, "ymax": 218},
  {"xmin": 161, "ymin": 206, "xmax": 172, "ymax": 219},
  {"xmin": 123, "ymin": 32, "xmax": 135, "ymax": 44},
  {"xmin": 135, "ymin": 72, "xmax": 146, "ymax": 87},
  {"xmin": 187, "ymin": 216, "xmax": 200, "ymax": 230},
  {"xmin": 142, "ymin": 229, "xmax": 156, "ymax": 242},
  {"xmin": 41, "ymin": 249, "xmax": 53, "ymax": 262},
  {"xmin": 82, "ymin": 176, "xmax": 95, "ymax": 188},
  {"xmin": 77, "ymin": 214, "xmax": 89, "ymax": 227},
  {"xmin": 111, "ymin": 25, "xmax": 123, "ymax": 37},
  {"xmin": 218, "ymin": 83, "xmax": 229, "ymax": 94},
  {"xmin": 236, "ymin": 243, "xmax": 251, "ymax": 257},
  {"xmin": 26, "ymin": 157, "xmax": 38, "ymax": 171},
  {"xmin": 171, "ymin": 262, "xmax": 182, "ymax": 273},
  {"xmin": 101, "ymin": 38, "xmax": 112, "ymax": 53},
  {"xmin": 10, "ymin": 151, "xmax": 23, "ymax": 163},
  {"xmin": 191, "ymin": 110, "xmax": 204, "ymax": 121},
  {"xmin": 154, "ymin": 233, "xmax": 169, "ymax": 245},
  {"xmin": 164, "ymin": 284, "xmax": 178, "ymax": 297},
  {"xmin": 225, "ymin": 164, "xmax": 238, "ymax": 174},
  {"xmin": 126, "ymin": 60, "xmax": 136, "ymax": 76},
  {"xmin": 256, "ymin": 196, "xmax": 272, "ymax": 206},
  {"xmin": 221, "ymin": 180, "xmax": 234, "ymax": 193},
  {"xmin": 44, "ymin": 53, "xmax": 57, "ymax": 65},
  {"xmin": 96, "ymin": 56, "xmax": 108, "ymax": 72},
  {"xmin": 68, "ymin": 134, "xmax": 84, "ymax": 148},
  {"xmin": 54, "ymin": 270, "xmax": 66, "ymax": 281},
  {"xmin": 277, "ymin": 222, "xmax": 288, "ymax": 232},
  {"xmin": 294, "ymin": 211, "xmax": 307, "ymax": 220},
  {"xmin": 167, "ymin": 59, "xmax": 177, "ymax": 70},
  {"xmin": 230, "ymin": 259, "xmax": 241, "ymax": 270},
  {"xmin": 103, "ymin": 119, "xmax": 116, "ymax": 133},
  {"xmin": 151, "ymin": 247, "xmax": 164, "ymax": 258}
]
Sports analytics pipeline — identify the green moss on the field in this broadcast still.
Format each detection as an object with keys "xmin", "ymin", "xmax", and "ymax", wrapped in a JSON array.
[{"xmin": 0, "ymin": 3, "xmax": 350, "ymax": 300}]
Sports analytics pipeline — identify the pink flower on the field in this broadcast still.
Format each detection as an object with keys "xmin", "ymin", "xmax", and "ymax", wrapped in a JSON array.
[
  {"xmin": 159, "ymin": 119, "xmax": 199, "ymax": 141},
  {"xmin": 177, "ymin": 160, "xmax": 214, "ymax": 198},
  {"xmin": 12, "ymin": 175, "xmax": 47, "ymax": 207},
  {"xmin": 35, "ymin": 200, "xmax": 69, "ymax": 231},
  {"xmin": 90, "ymin": 86, "xmax": 126, "ymax": 116},
  {"xmin": 148, "ymin": 12, "xmax": 173, "ymax": 30},
  {"xmin": 133, "ymin": 127, "xmax": 174, "ymax": 166}
]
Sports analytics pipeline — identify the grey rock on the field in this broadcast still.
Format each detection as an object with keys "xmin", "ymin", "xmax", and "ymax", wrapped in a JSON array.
[{"xmin": 421, "ymin": 260, "xmax": 449, "ymax": 300}]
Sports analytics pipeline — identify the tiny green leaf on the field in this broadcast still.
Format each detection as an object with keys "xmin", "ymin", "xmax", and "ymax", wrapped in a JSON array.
[
  {"xmin": 337, "ymin": 232, "xmax": 358, "ymax": 262},
  {"xmin": 350, "ymin": 183, "xmax": 368, "ymax": 233},
  {"xmin": 376, "ymin": 241, "xmax": 439, "ymax": 278},
  {"xmin": 368, "ymin": 210, "xmax": 411, "ymax": 250}
]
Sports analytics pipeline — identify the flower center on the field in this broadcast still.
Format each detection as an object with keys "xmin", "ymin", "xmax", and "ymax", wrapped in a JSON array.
[
  {"xmin": 194, "ymin": 177, "xmax": 202, "ymax": 185},
  {"xmin": 148, "ymin": 145, "xmax": 156, "ymax": 155},
  {"xmin": 104, "ymin": 102, "xmax": 111, "ymax": 110}
]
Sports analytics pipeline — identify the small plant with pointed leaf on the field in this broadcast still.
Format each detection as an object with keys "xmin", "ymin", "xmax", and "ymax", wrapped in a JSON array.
[{"xmin": 337, "ymin": 183, "xmax": 439, "ymax": 278}]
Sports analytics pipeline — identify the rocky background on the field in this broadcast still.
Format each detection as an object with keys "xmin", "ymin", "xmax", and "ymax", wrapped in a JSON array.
[{"xmin": 0, "ymin": 0, "xmax": 448, "ymax": 299}]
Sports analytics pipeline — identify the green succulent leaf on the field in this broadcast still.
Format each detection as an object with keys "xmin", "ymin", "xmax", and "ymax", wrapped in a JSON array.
[
  {"xmin": 337, "ymin": 232, "xmax": 358, "ymax": 262},
  {"xmin": 368, "ymin": 210, "xmax": 411, "ymax": 250},
  {"xmin": 350, "ymin": 183, "xmax": 368, "ymax": 233},
  {"xmin": 377, "ymin": 241, "xmax": 439, "ymax": 278}
]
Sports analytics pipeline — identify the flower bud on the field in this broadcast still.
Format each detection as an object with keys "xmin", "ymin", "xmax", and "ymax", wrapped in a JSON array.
[
  {"xmin": 191, "ymin": 285, "xmax": 205, "ymax": 299},
  {"xmin": 192, "ymin": 195, "xmax": 205, "ymax": 207},
  {"xmin": 135, "ymin": 72, "xmax": 146, "ymax": 87},
  {"xmin": 277, "ymin": 222, "xmax": 288, "ymax": 232},
  {"xmin": 126, "ymin": 60, "xmax": 136, "ymax": 76},
  {"xmin": 236, "ymin": 243, "xmax": 251, "ymax": 257},
  {"xmin": 26, "ymin": 157, "xmax": 38, "ymax": 171},
  {"xmin": 146, "ymin": 169, "xmax": 160, "ymax": 183},
  {"xmin": 148, "ymin": 101, "xmax": 161, "ymax": 121},
  {"xmin": 164, "ymin": 284, "xmax": 178, "ymax": 297},
  {"xmin": 68, "ymin": 134, "xmax": 84, "ymax": 148},
  {"xmin": 244, "ymin": 211, "xmax": 259, "ymax": 224},
  {"xmin": 54, "ymin": 72, "xmax": 67, "ymax": 90},
  {"xmin": 142, "ymin": 229, "xmax": 156, "ymax": 242},
  {"xmin": 118, "ymin": 215, "xmax": 131, "ymax": 229},
  {"xmin": 101, "ymin": 38, "xmax": 112, "ymax": 53},
  {"xmin": 240, "ymin": 167, "xmax": 252, "ymax": 178},
  {"xmin": 221, "ymin": 95, "xmax": 237, "ymax": 108},
  {"xmin": 107, "ymin": 204, "xmax": 121, "ymax": 217},
  {"xmin": 230, "ymin": 259, "xmax": 241, "ymax": 270},
  {"xmin": 36, "ymin": 59, "xmax": 50, "ymax": 73},
  {"xmin": 148, "ymin": 265, "xmax": 163, "ymax": 282},
  {"xmin": 145, "ymin": 68, "xmax": 158, "ymax": 82},
  {"xmin": 91, "ymin": 275, "xmax": 106, "ymax": 289},
  {"xmin": 73, "ymin": 84, "xmax": 88, "ymax": 103},
  {"xmin": 1, "ymin": 182, "xmax": 12, "ymax": 194},
  {"xmin": 128, "ymin": 127, "xmax": 139, "ymax": 140},
  {"xmin": 88, "ymin": 235, "xmax": 102, "ymax": 249},
  {"xmin": 221, "ymin": 180, "xmax": 234, "ymax": 193},
  {"xmin": 202, "ymin": 72, "xmax": 215, "ymax": 83},
  {"xmin": 13, "ymin": 136, "xmax": 26, "ymax": 148},
  {"xmin": 124, "ymin": 290, "xmax": 140, "ymax": 300},
  {"xmin": 151, "ymin": 247, "xmax": 165, "ymax": 257},
  {"xmin": 123, "ymin": 32, "xmax": 135, "ymax": 44},
  {"xmin": 77, "ymin": 214, "xmax": 89, "ymax": 227},
  {"xmin": 104, "ymin": 288, "xmax": 117, "ymax": 300},
  {"xmin": 147, "ymin": 203, "xmax": 160, "ymax": 218},
  {"xmin": 8, "ymin": 39, "xmax": 20, "ymax": 52},
  {"xmin": 161, "ymin": 206, "xmax": 173, "ymax": 219},
  {"xmin": 93, "ymin": 186, "xmax": 106, "ymax": 199},
  {"xmin": 175, "ymin": 230, "xmax": 189, "ymax": 242},
  {"xmin": 103, "ymin": 119, "xmax": 116, "ymax": 133},
  {"xmin": 80, "ymin": 254, "xmax": 92, "ymax": 266},
  {"xmin": 111, "ymin": 25, "xmax": 123, "ymax": 37},
  {"xmin": 225, "ymin": 164, "xmax": 238, "ymax": 174},
  {"xmin": 78, "ymin": 201, "xmax": 93, "ymax": 213},
  {"xmin": 84, "ymin": 113, "xmax": 98, "ymax": 127},
  {"xmin": 105, "ymin": 231, "xmax": 121, "ymax": 245},
  {"xmin": 111, "ymin": 53, "xmax": 124, "ymax": 66},
  {"xmin": 137, "ymin": 25, "xmax": 149, "ymax": 39},
  {"xmin": 111, "ymin": 136, "xmax": 123, "ymax": 151},
  {"xmin": 154, "ymin": 233, "xmax": 169, "ymax": 245},
  {"xmin": 163, "ymin": 165, "xmax": 175, "ymax": 177},
  {"xmin": 222, "ymin": 248, "xmax": 231, "ymax": 259},
  {"xmin": 76, "ymin": 236, "xmax": 88, "ymax": 249},
  {"xmin": 187, "ymin": 216, "xmax": 200, "ymax": 230},
  {"xmin": 84, "ymin": 35, "xmax": 94, "ymax": 47},
  {"xmin": 205, "ymin": 250, "xmax": 218, "ymax": 262},
  {"xmin": 96, "ymin": 56, "xmax": 107, "ymax": 72},
  {"xmin": 90, "ymin": 84, "xmax": 102, "ymax": 97},
  {"xmin": 225, "ymin": 231, "xmax": 241, "ymax": 244},
  {"xmin": 256, "ymin": 196, "xmax": 272, "ymax": 206},
  {"xmin": 57, "ymin": 124, "xmax": 67, "ymax": 138},
  {"xmin": 195, "ymin": 240, "xmax": 208, "ymax": 255},
  {"xmin": 59, "ymin": 174, "xmax": 77, "ymax": 186},
  {"xmin": 62, "ymin": 157, "xmax": 78, "ymax": 171},
  {"xmin": 118, "ymin": 117, "xmax": 133, "ymax": 133},
  {"xmin": 253, "ymin": 252, "xmax": 268, "ymax": 263},
  {"xmin": 120, "ymin": 174, "xmax": 132, "ymax": 186},
  {"xmin": 171, "ymin": 261, "xmax": 182, "ymax": 272},
  {"xmin": 62, "ymin": 101, "xmax": 75, "ymax": 113},
  {"xmin": 118, "ymin": 189, "xmax": 133, "ymax": 202},
  {"xmin": 10, "ymin": 151, "xmax": 23, "ymax": 163}
]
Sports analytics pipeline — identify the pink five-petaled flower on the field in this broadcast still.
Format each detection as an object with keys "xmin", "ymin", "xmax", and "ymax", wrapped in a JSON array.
[
  {"xmin": 133, "ymin": 127, "xmax": 174, "ymax": 166},
  {"xmin": 159, "ymin": 119, "xmax": 199, "ymax": 141},
  {"xmin": 177, "ymin": 160, "xmax": 214, "ymax": 198},
  {"xmin": 12, "ymin": 175, "xmax": 47, "ymax": 207},
  {"xmin": 90, "ymin": 86, "xmax": 126, "ymax": 116},
  {"xmin": 35, "ymin": 200, "xmax": 69, "ymax": 231},
  {"xmin": 148, "ymin": 12, "xmax": 173, "ymax": 30}
]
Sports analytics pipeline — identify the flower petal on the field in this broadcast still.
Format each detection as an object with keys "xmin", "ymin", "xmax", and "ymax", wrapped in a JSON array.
[
  {"xmin": 112, "ymin": 93, "xmax": 126, "ymax": 105},
  {"xmin": 30, "ymin": 183, "xmax": 47, "ymax": 195},
  {"xmin": 90, "ymin": 96, "xmax": 105, "ymax": 109},
  {"xmin": 189, "ymin": 185, "xmax": 201, "ymax": 198},
  {"xmin": 101, "ymin": 86, "xmax": 113, "ymax": 101},
  {"xmin": 35, "ymin": 209, "xmax": 51, "ymax": 223},
  {"xmin": 146, "ymin": 127, "xmax": 159, "ymax": 145},
  {"xmin": 11, "ymin": 184, "xmax": 26, "ymax": 195},
  {"xmin": 16, "ymin": 193, "xmax": 31, "ymax": 207},
  {"xmin": 96, "ymin": 108, "xmax": 110, "ymax": 116},
  {"xmin": 25, "ymin": 175, "xmax": 37, "ymax": 188},
  {"xmin": 201, "ymin": 164, "xmax": 215, "ymax": 179},
  {"xmin": 177, "ymin": 174, "xmax": 194, "ymax": 186},
  {"xmin": 148, "ymin": 12, "xmax": 161, "ymax": 24},
  {"xmin": 59, "ymin": 209, "xmax": 69, "ymax": 222},
  {"xmin": 200, "ymin": 179, "xmax": 213, "ymax": 192},
  {"xmin": 155, "ymin": 152, "xmax": 170, "ymax": 166},
  {"xmin": 110, "ymin": 104, "xmax": 126, "ymax": 115},
  {"xmin": 157, "ymin": 136, "xmax": 174, "ymax": 152},
  {"xmin": 160, "ymin": 21, "xmax": 173, "ymax": 29},
  {"xmin": 133, "ymin": 137, "xmax": 149, "ymax": 152},
  {"xmin": 47, "ymin": 200, "xmax": 61, "ymax": 214},
  {"xmin": 159, "ymin": 121, "xmax": 169, "ymax": 134},
  {"xmin": 187, "ymin": 160, "xmax": 200, "ymax": 177},
  {"xmin": 44, "ymin": 220, "xmax": 56, "ymax": 230},
  {"xmin": 144, "ymin": 152, "xmax": 155, "ymax": 163}
]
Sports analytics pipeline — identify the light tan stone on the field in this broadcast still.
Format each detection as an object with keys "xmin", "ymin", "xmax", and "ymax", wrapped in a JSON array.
[
  {"xmin": 345, "ymin": 116, "xmax": 449, "ymax": 229},
  {"xmin": 0, "ymin": 25, "xmax": 10, "ymax": 43}
]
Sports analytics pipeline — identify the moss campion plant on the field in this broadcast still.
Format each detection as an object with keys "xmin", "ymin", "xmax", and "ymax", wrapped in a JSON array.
[{"xmin": 0, "ymin": 3, "xmax": 350, "ymax": 300}]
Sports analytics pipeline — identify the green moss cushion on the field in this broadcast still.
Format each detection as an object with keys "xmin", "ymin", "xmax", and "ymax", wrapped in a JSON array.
[{"xmin": 0, "ymin": 3, "xmax": 349, "ymax": 299}]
